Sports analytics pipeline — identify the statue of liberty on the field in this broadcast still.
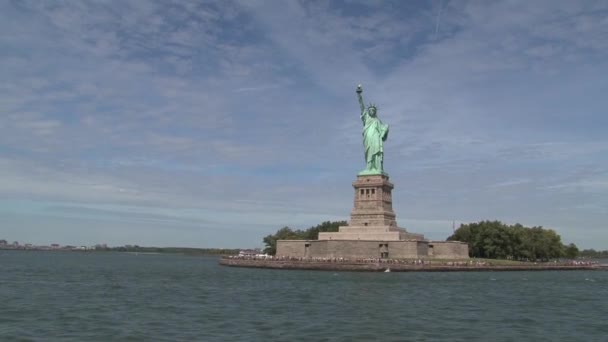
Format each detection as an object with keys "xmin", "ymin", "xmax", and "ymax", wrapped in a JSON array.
[{"xmin": 356, "ymin": 84, "xmax": 389, "ymax": 175}]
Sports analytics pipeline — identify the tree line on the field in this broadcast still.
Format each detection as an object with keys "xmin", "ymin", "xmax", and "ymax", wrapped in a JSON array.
[
  {"xmin": 579, "ymin": 249, "xmax": 608, "ymax": 258},
  {"xmin": 262, "ymin": 219, "xmax": 587, "ymax": 261},
  {"xmin": 262, "ymin": 221, "xmax": 346, "ymax": 255},
  {"xmin": 98, "ymin": 246, "xmax": 240, "ymax": 256},
  {"xmin": 447, "ymin": 220, "xmax": 579, "ymax": 261}
]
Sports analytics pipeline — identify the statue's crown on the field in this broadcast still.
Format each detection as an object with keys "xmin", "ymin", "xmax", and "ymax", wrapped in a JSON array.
[{"xmin": 367, "ymin": 103, "xmax": 377, "ymax": 110}]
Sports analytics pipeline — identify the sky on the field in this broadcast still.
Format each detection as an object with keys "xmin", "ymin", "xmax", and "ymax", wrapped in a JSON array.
[{"xmin": 1, "ymin": 0, "xmax": 607, "ymax": 249}]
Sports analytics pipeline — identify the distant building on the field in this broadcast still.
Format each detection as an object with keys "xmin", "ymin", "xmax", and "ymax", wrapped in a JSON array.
[
  {"xmin": 0, "ymin": 239, "xmax": 7, "ymax": 246},
  {"xmin": 51, "ymin": 243, "xmax": 60, "ymax": 249}
]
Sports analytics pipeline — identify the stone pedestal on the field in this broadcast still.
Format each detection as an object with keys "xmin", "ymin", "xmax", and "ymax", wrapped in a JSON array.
[
  {"xmin": 319, "ymin": 174, "xmax": 424, "ymax": 241},
  {"xmin": 276, "ymin": 173, "xmax": 469, "ymax": 260}
]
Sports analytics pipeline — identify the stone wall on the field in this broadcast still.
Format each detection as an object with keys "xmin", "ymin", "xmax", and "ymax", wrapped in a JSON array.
[
  {"xmin": 387, "ymin": 240, "xmax": 425, "ymax": 259},
  {"xmin": 323, "ymin": 240, "xmax": 381, "ymax": 259},
  {"xmin": 429, "ymin": 241, "xmax": 469, "ymax": 259},
  {"xmin": 277, "ymin": 239, "xmax": 430, "ymax": 259},
  {"xmin": 276, "ymin": 240, "xmax": 307, "ymax": 258},
  {"xmin": 277, "ymin": 239, "xmax": 470, "ymax": 259}
]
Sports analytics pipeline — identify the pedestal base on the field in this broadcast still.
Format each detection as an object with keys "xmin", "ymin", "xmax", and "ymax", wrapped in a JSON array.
[
  {"xmin": 276, "ymin": 173, "xmax": 469, "ymax": 260},
  {"xmin": 318, "ymin": 225, "xmax": 425, "ymax": 241},
  {"xmin": 276, "ymin": 239, "xmax": 469, "ymax": 260}
]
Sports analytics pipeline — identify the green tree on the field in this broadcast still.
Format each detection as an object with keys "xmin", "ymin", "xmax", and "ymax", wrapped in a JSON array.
[
  {"xmin": 262, "ymin": 226, "xmax": 302, "ymax": 255},
  {"xmin": 447, "ymin": 220, "xmax": 573, "ymax": 261},
  {"xmin": 302, "ymin": 221, "xmax": 346, "ymax": 240},
  {"xmin": 262, "ymin": 221, "xmax": 347, "ymax": 255},
  {"xmin": 564, "ymin": 243, "xmax": 579, "ymax": 259},
  {"xmin": 580, "ymin": 249, "xmax": 608, "ymax": 258}
]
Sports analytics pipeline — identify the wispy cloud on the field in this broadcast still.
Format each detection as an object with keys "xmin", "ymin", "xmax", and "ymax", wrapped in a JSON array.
[{"xmin": 1, "ymin": 0, "xmax": 607, "ymax": 248}]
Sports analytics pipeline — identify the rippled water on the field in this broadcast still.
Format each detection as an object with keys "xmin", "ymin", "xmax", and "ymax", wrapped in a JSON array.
[{"xmin": 1, "ymin": 251, "xmax": 606, "ymax": 341}]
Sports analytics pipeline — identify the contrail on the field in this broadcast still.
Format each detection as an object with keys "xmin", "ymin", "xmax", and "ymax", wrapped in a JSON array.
[{"xmin": 434, "ymin": 0, "xmax": 443, "ymax": 40}]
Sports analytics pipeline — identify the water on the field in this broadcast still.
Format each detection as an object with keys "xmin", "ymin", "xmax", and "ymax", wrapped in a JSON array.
[{"xmin": 1, "ymin": 251, "xmax": 606, "ymax": 341}]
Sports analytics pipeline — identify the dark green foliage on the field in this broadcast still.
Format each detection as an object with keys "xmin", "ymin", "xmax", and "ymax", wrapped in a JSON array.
[
  {"xmin": 564, "ymin": 243, "xmax": 579, "ymax": 259},
  {"xmin": 302, "ymin": 221, "xmax": 346, "ymax": 240},
  {"xmin": 447, "ymin": 220, "xmax": 579, "ymax": 261},
  {"xmin": 579, "ymin": 249, "xmax": 608, "ymax": 258},
  {"xmin": 262, "ymin": 226, "xmax": 304, "ymax": 256},
  {"xmin": 263, "ymin": 221, "xmax": 347, "ymax": 255}
]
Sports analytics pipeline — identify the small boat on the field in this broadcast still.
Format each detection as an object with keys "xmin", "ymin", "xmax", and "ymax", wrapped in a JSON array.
[{"xmin": 384, "ymin": 268, "xmax": 391, "ymax": 273}]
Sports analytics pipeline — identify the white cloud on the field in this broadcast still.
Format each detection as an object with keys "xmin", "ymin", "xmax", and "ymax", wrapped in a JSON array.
[{"xmin": 1, "ymin": 0, "xmax": 608, "ymax": 248}]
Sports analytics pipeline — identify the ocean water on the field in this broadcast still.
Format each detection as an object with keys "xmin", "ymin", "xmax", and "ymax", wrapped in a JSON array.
[{"xmin": 1, "ymin": 251, "xmax": 606, "ymax": 341}]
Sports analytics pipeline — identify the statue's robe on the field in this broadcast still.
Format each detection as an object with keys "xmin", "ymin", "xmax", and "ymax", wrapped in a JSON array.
[{"xmin": 361, "ymin": 110, "xmax": 389, "ymax": 169}]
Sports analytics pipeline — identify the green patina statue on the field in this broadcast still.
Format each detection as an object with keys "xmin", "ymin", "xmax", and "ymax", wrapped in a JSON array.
[{"xmin": 356, "ymin": 84, "xmax": 389, "ymax": 176}]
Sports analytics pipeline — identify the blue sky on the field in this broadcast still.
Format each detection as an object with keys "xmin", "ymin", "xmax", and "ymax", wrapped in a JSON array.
[{"xmin": 1, "ymin": 0, "xmax": 607, "ymax": 249}]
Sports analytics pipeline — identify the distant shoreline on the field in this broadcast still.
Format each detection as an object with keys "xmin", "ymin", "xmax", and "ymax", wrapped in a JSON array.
[
  {"xmin": 0, "ymin": 247, "xmax": 238, "ymax": 256},
  {"xmin": 219, "ymin": 258, "xmax": 605, "ymax": 272}
]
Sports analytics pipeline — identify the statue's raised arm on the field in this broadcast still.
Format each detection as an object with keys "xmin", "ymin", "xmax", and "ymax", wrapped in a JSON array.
[{"xmin": 356, "ymin": 84, "xmax": 365, "ymax": 115}]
